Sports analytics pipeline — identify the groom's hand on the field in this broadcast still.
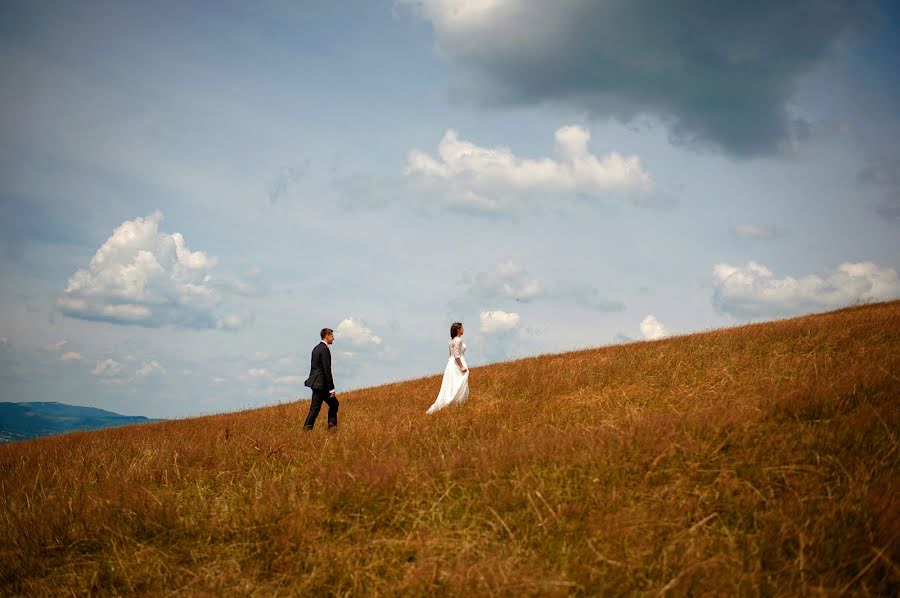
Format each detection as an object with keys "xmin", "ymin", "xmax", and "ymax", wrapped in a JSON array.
[{"xmin": 329, "ymin": 390, "xmax": 336, "ymax": 398}]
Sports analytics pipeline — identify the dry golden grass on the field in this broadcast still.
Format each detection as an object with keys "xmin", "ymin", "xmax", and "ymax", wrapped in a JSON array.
[{"xmin": 1, "ymin": 301, "xmax": 898, "ymax": 596}]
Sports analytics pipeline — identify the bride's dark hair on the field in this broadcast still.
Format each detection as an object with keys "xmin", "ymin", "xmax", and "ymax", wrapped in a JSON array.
[{"xmin": 450, "ymin": 322, "xmax": 463, "ymax": 339}]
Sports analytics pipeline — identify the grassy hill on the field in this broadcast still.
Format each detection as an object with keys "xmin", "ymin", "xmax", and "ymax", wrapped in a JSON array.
[{"xmin": 1, "ymin": 302, "xmax": 897, "ymax": 595}]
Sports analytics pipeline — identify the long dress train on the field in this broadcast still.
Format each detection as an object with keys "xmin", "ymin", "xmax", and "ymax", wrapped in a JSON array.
[{"xmin": 426, "ymin": 337, "xmax": 469, "ymax": 414}]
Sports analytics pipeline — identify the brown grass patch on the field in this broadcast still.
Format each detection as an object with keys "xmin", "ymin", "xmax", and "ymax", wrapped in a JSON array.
[{"xmin": 1, "ymin": 301, "xmax": 898, "ymax": 595}]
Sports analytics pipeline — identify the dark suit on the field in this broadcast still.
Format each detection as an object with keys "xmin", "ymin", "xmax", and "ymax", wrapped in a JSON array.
[{"xmin": 303, "ymin": 341, "xmax": 338, "ymax": 429}]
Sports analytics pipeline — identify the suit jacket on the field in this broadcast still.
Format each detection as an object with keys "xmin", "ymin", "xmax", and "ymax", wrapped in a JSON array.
[{"xmin": 304, "ymin": 341, "xmax": 334, "ymax": 391}]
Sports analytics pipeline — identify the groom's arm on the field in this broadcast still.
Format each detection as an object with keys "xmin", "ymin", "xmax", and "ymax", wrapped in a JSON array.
[{"xmin": 324, "ymin": 348, "xmax": 335, "ymax": 392}]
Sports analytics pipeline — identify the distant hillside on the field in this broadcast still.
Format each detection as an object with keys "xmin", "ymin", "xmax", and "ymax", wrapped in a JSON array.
[
  {"xmin": 0, "ymin": 302, "xmax": 897, "ymax": 595},
  {"xmin": 0, "ymin": 402, "xmax": 162, "ymax": 443}
]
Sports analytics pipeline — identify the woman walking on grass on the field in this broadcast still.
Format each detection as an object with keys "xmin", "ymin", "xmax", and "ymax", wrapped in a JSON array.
[{"xmin": 426, "ymin": 322, "xmax": 470, "ymax": 414}]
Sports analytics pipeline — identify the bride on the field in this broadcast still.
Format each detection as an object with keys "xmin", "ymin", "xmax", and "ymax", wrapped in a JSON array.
[{"xmin": 426, "ymin": 322, "xmax": 469, "ymax": 414}]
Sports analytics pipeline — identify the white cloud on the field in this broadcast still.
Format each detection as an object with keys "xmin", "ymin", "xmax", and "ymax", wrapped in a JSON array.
[
  {"xmin": 43, "ymin": 340, "xmax": 68, "ymax": 352},
  {"xmin": 57, "ymin": 211, "xmax": 232, "ymax": 329},
  {"xmin": 336, "ymin": 317, "xmax": 382, "ymax": 347},
  {"xmin": 480, "ymin": 310, "xmax": 520, "ymax": 333},
  {"xmin": 275, "ymin": 375, "xmax": 305, "ymax": 385},
  {"xmin": 734, "ymin": 224, "xmax": 777, "ymax": 240},
  {"xmin": 60, "ymin": 352, "xmax": 86, "ymax": 362},
  {"xmin": 136, "ymin": 360, "xmax": 165, "ymax": 377},
  {"xmin": 212, "ymin": 377, "xmax": 228, "ymax": 384},
  {"xmin": 92, "ymin": 358, "xmax": 125, "ymax": 377},
  {"xmin": 248, "ymin": 368, "xmax": 270, "ymax": 378},
  {"xmin": 712, "ymin": 261, "xmax": 900, "ymax": 318},
  {"xmin": 404, "ymin": 126, "xmax": 653, "ymax": 212},
  {"xmin": 640, "ymin": 315, "xmax": 669, "ymax": 340}
]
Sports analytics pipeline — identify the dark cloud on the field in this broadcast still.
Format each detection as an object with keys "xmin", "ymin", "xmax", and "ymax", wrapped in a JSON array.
[{"xmin": 408, "ymin": 0, "xmax": 871, "ymax": 156}]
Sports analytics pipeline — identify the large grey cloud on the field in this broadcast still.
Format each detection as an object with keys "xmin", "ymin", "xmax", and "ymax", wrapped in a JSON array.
[{"xmin": 402, "ymin": 0, "xmax": 870, "ymax": 156}]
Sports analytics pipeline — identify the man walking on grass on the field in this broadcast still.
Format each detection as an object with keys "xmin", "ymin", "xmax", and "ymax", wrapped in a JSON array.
[{"xmin": 303, "ymin": 327, "xmax": 338, "ymax": 430}]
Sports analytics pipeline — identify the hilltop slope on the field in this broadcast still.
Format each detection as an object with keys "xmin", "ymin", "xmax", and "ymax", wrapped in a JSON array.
[{"xmin": 1, "ymin": 302, "xmax": 898, "ymax": 595}]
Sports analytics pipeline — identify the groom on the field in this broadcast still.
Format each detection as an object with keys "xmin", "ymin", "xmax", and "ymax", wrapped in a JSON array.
[{"xmin": 303, "ymin": 327, "xmax": 338, "ymax": 430}]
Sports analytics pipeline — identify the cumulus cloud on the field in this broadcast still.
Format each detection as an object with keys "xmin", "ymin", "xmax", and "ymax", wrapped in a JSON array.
[
  {"xmin": 336, "ymin": 317, "xmax": 382, "ymax": 348},
  {"xmin": 405, "ymin": 126, "xmax": 653, "ymax": 212},
  {"xmin": 480, "ymin": 309, "xmax": 520, "ymax": 333},
  {"xmin": 401, "ymin": 0, "xmax": 869, "ymax": 156},
  {"xmin": 640, "ymin": 315, "xmax": 669, "ymax": 340},
  {"xmin": 57, "ymin": 211, "xmax": 246, "ymax": 330},
  {"xmin": 712, "ymin": 260, "xmax": 900, "ymax": 318},
  {"xmin": 60, "ymin": 352, "xmax": 86, "ymax": 362},
  {"xmin": 247, "ymin": 368, "xmax": 270, "ymax": 378},
  {"xmin": 734, "ymin": 224, "xmax": 778, "ymax": 240}
]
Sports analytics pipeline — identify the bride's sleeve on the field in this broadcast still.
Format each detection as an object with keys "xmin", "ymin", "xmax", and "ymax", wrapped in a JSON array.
[{"xmin": 450, "ymin": 337, "xmax": 462, "ymax": 358}]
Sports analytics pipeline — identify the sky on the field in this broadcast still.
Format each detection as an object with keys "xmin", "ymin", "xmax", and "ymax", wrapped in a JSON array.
[{"xmin": 1, "ymin": 0, "xmax": 899, "ymax": 418}]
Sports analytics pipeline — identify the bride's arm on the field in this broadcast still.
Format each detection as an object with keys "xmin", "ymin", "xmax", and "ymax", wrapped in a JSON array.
[{"xmin": 452, "ymin": 338, "xmax": 467, "ymax": 372}]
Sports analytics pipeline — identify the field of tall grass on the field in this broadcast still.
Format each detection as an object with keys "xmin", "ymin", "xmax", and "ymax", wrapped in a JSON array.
[{"xmin": 1, "ymin": 301, "xmax": 898, "ymax": 595}]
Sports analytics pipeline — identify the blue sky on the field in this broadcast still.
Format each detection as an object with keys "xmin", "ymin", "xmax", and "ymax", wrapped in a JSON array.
[{"xmin": 1, "ymin": 0, "xmax": 899, "ymax": 418}]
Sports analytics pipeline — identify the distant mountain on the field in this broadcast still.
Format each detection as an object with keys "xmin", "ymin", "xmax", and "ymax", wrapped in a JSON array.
[{"xmin": 0, "ymin": 402, "xmax": 163, "ymax": 443}]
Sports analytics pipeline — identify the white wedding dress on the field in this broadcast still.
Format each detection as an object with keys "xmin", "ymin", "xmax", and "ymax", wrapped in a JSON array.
[{"xmin": 426, "ymin": 336, "xmax": 469, "ymax": 414}]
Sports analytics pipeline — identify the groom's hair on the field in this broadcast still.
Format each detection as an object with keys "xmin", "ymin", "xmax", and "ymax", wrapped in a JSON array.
[
  {"xmin": 450, "ymin": 322, "xmax": 463, "ymax": 338},
  {"xmin": 320, "ymin": 328, "xmax": 333, "ymax": 339}
]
